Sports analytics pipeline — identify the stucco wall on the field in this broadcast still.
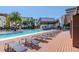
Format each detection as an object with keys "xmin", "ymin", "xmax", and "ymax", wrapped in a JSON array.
[{"xmin": 0, "ymin": 16, "xmax": 6, "ymax": 27}]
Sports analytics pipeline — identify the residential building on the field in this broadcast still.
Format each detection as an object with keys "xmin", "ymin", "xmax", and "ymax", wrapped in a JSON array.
[
  {"xmin": 61, "ymin": 6, "xmax": 79, "ymax": 25},
  {"xmin": 66, "ymin": 6, "xmax": 79, "ymax": 47},
  {"xmin": 61, "ymin": 14, "xmax": 72, "ymax": 24},
  {"xmin": 0, "ymin": 13, "xmax": 8, "ymax": 28},
  {"xmin": 39, "ymin": 18, "xmax": 59, "ymax": 30},
  {"xmin": 65, "ymin": 6, "xmax": 79, "ymax": 23},
  {"xmin": 59, "ymin": 17, "xmax": 64, "ymax": 28},
  {"xmin": 66, "ymin": 6, "xmax": 79, "ymax": 15}
]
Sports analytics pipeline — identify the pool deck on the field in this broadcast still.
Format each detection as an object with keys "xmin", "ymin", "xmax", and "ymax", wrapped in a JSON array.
[
  {"xmin": 28, "ymin": 31, "xmax": 79, "ymax": 52},
  {"xmin": 0, "ymin": 31, "xmax": 79, "ymax": 52}
]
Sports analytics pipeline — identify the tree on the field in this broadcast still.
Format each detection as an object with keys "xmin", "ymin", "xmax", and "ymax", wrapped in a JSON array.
[
  {"xmin": 6, "ymin": 16, "xmax": 10, "ymax": 31},
  {"xmin": 29, "ymin": 19, "xmax": 36, "ymax": 29},
  {"xmin": 22, "ymin": 17, "xmax": 40, "ymax": 29},
  {"xmin": 22, "ymin": 20, "xmax": 28, "ymax": 29},
  {"xmin": 63, "ymin": 23, "xmax": 70, "ymax": 30},
  {"xmin": 9, "ymin": 12, "xmax": 22, "ymax": 30}
]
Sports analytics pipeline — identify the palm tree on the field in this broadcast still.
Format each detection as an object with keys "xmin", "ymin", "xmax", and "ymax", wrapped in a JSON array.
[
  {"xmin": 6, "ymin": 16, "xmax": 10, "ymax": 31},
  {"xmin": 9, "ymin": 12, "xmax": 22, "ymax": 30},
  {"xmin": 22, "ymin": 20, "xmax": 28, "ymax": 29},
  {"xmin": 29, "ymin": 19, "xmax": 40, "ymax": 29}
]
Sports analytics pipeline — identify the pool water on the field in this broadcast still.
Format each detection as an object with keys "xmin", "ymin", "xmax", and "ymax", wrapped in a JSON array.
[{"xmin": 0, "ymin": 29, "xmax": 46, "ymax": 39}]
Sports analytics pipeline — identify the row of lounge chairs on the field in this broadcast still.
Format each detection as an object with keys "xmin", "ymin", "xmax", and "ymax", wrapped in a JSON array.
[
  {"xmin": 4, "ymin": 41, "xmax": 27, "ymax": 52},
  {"xmin": 4, "ymin": 38, "xmax": 40, "ymax": 52},
  {"xmin": 4, "ymin": 30, "xmax": 61, "ymax": 52}
]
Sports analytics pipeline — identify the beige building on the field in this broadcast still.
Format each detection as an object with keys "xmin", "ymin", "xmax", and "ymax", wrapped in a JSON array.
[{"xmin": 0, "ymin": 13, "xmax": 8, "ymax": 28}]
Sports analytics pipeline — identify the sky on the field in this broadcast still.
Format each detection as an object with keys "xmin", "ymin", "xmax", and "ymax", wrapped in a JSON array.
[{"xmin": 0, "ymin": 6, "xmax": 74, "ymax": 19}]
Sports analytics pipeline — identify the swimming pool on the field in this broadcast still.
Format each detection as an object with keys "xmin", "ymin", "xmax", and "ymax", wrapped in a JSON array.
[{"xmin": 0, "ymin": 29, "xmax": 47, "ymax": 39}]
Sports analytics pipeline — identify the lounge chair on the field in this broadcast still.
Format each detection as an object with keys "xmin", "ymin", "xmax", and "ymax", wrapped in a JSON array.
[
  {"xmin": 31, "ymin": 39, "xmax": 40, "ymax": 45},
  {"xmin": 37, "ymin": 34, "xmax": 53, "ymax": 40},
  {"xmin": 41, "ymin": 34, "xmax": 54, "ymax": 39},
  {"xmin": 31, "ymin": 39, "xmax": 41, "ymax": 50},
  {"xmin": 33, "ymin": 37, "xmax": 48, "ymax": 43},
  {"xmin": 4, "ymin": 41, "xmax": 27, "ymax": 52},
  {"xmin": 21, "ymin": 38, "xmax": 40, "ymax": 50}
]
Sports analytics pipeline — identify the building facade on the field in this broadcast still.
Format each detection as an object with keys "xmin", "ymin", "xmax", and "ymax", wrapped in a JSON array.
[
  {"xmin": 66, "ymin": 6, "xmax": 79, "ymax": 48},
  {"xmin": 61, "ymin": 6, "xmax": 79, "ymax": 25},
  {"xmin": 61, "ymin": 14, "xmax": 72, "ymax": 24},
  {"xmin": 39, "ymin": 18, "xmax": 59, "ymax": 30},
  {"xmin": 65, "ymin": 6, "xmax": 79, "ymax": 23},
  {"xmin": 0, "ymin": 13, "xmax": 8, "ymax": 28},
  {"xmin": 66, "ymin": 6, "xmax": 79, "ymax": 15}
]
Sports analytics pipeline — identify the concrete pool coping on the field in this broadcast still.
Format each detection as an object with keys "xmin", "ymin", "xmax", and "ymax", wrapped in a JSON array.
[{"xmin": 0, "ymin": 30, "xmax": 57, "ymax": 41}]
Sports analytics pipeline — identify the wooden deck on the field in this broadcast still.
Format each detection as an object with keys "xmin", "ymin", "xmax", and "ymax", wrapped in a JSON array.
[
  {"xmin": 0, "ymin": 31, "xmax": 79, "ymax": 52},
  {"xmin": 28, "ymin": 31, "xmax": 79, "ymax": 52}
]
